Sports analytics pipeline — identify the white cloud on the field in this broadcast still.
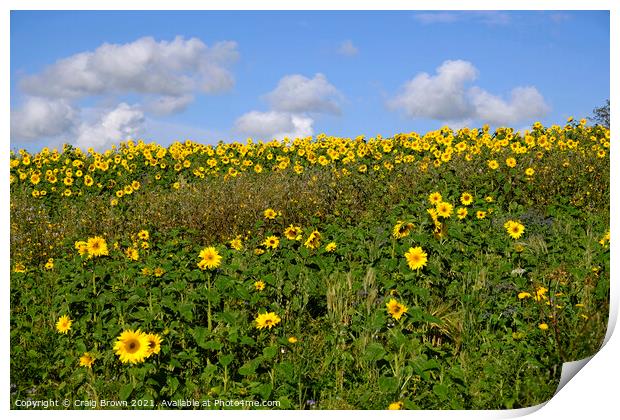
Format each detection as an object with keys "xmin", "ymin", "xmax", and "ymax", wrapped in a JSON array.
[
  {"xmin": 144, "ymin": 94, "xmax": 194, "ymax": 115},
  {"xmin": 337, "ymin": 40, "xmax": 359, "ymax": 57},
  {"xmin": 233, "ymin": 111, "xmax": 313, "ymax": 140},
  {"xmin": 388, "ymin": 60, "xmax": 550, "ymax": 126},
  {"xmin": 10, "ymin": 97, "xmax": 76, "ymax": 140},
  {"xmin": 265, "ymin": 73, "xmax": 342, "ymax": 114},
  {"xmin": 19, "ymin": 36, "xmax": 238, "ymax": 113},
  {"xmin": 469, "ymin": 86, "xmax": 550, "ymax": 126},
  {"xmin": 413, "ymin": 12, "xmax": 461, "ymax": 24},
  {"xmin": 388, "ymin": 60, "xmax": 478, "ymax": 121},
  {"xmin": 75, "ymin": 103, "xmax": 145, "ymax": 150}
]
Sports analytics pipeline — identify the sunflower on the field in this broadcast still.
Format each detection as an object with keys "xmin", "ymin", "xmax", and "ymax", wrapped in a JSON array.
[
  {"xmin": 392, "ymin": 221, "xmax": 414, "ymax": 239},
  {"xmin": 386, "ymin": 298, "xmax": 408, "ymax": 320},
  {"xmin": 56, "ymin": 315, "xmax": 72, "ymax": 334},
  {"xmin": 404, "ymin": 247, "xmax": 428, "ymax": 271},
  {"xmin": 44, "ymin": 258, "xmax": 54, "ymax": 270},
  {"xmin": 304, "ymin": 230, "xmax": 321, "ymax": 249},
  {"xmin": 436, "ymin": 202, "xmax": 453, "ymax": 218},
  {"xmin": 325, "ymin": 242, "xmax": 337, "ymax": 252},
  {"xmin": 460, "ymin": 192, "xmax": 473, "ymax": 206},
  {"xmin": 506, "ymin": 157, "xmax": 517, "ymax": 168},
  {"xmin": 263, "ymin": 236, "xmax": 280, "ymax": 249},
  {"xmin": 288, "ymin": 336, "xmax": 298, "ymax": 344},
  {"xmin": 456, "ymin": 207, "xmax": 468, "ymax": 219},
  {"xmin": 504, "ymin": 220, "xmax": 525, "ymax": 239},
  {"xmin": 525, "ymin": 167, "xmax": 535, "ymax": 176},
  {"xmin": 153, "ymin": 267, "xmax": 165, "ymax": 277},
  {"xmin": 388, "ymin": 401, "xmax": 403, "ymax": 410},
  {"xmin": 114, "ymin": 329, "xmax": 150, "ymax": 364},
  {"xmin": 538, "ymin": 323, "xmax": 549, "ymax": 331},
  {"xmin": 79, "ymin": 352, "xmax": 94, "ymax": 368},
  {"xmin": 255, "ymin": 312, "xmax": 282, "ymax": 330},
  {"xmin": 229, "ymin": 237, "xmax": 243, "ymax": 250},
  {"xmin": 264, "ymin": 208, "xmax": 277, "ymax": 220},
  {"xmin": 124, "ymin": 247, "xmax": 139, "ymax": 261},
  {"xmin": 13, "ymin": 263, "xmax": 27, "ymax": 273},
  {"xmin": 137, "ymin": 230, "xmax": 149, "ymax": 240},
  {"xmin": 145, "ymin": 333, "xmax": 162, "ymax": 357},
  {"xmin": 284, "ymin": 225, "xmax": 302, "ymax": 240},
  {"xmin": 487, "ymin": 160, "xmax": 499, "ymax": 170},
  {"xmin": 254, "ymin": 280, "xmax": 266, "ymax": 291},
  {"xmin": 86, "ymin": 236, "xmax": 109, "ymax": 257},
  {"xmin": 518, "ymin": 292, "xmax": 531, "ymax": 299},
  {"xmin": 476, "ymin": 210, "xmax": 487, "ymax": 219},
  {"xmin": 198, "ymin": 247, "xmax": 222, "ymax": 270},
  {"xmin": 428, "ymin": 192, "xmax": 442, "ymax": 205}
]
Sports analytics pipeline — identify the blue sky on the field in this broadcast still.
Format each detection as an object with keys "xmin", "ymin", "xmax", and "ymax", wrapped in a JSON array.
[{"xmin": 10, "ymin": 10, "xmax": 610, "ymax": 151}]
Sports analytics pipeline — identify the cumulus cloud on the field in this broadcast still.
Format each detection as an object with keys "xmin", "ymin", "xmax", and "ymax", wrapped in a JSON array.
[
  {"xmin": 265, "ymin": 73, "xmax": 342, "ymax": 114},
  {"xmin": 234, "ymin": 111, "xmax": 313, "ymax": 140},
  {"xmin": 388, "ymin": 60, "xmax": 549, "ymax": 126},
  {"xmin": 11, "ymin": 36, "xmax": 238, "ymax": 148},
  {"xmin": 337, "ymin": 40, "xmax": 359, "ymax": 56},
  {"xmin": 75, "ymin": 103, "xmax": 145, "ymax": 150},
  {"xmin": 469, "ymin": 86, "xmax": 550, "ymax": 126},
  {"xmin": 388, "ymin": 60, "xmax": 478, "ymax": 121},
  {"xmin": 11, "ymin": 97, "xmax": 76, "ymax": 140},
  {"xmin": 20, "ymin": 36, "xmax": 238, "ymax": 102}
]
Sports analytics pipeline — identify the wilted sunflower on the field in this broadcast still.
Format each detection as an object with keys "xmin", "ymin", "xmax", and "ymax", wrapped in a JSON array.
[
  {"xmin": 13, "ymin": 263, "xmax": 26, "ymax": 273},
  {"xmin": 198, "ymin": 247, "xmax": 222, "ymax": 270},
  {"xmin": 255, "ymin": 312, "xmax": 282, "ymax": 330},
  {"xmin": 86, "ymin": 236, "xmax": 109, "ymax": 257},
  {"xmin": 284, "ymin": 225, "xmax": 302, "ymax": 240},
  {"xmin": 56, "ymin": 315, "xmax": 72, "ymax": 334},
  {"xmin": 79, "ymin": 352, "xmax": 94, "ymax": 368},
  {"xmin": 114, "ymin": 329, "xmax": 150, "ymax": 364},
  {"xmin": 386, "ymin": 298, "xmax": 408, "ymax": 320},
  {"xmin": 404, "ymin": 247, "xmax": 428, "ymax": 271},
  {"xmin": 392, "ymin": 221, "xmax": 414, "ymax": 239},
  {"xmin": 304, "ymin": 230, "xmax": 321, "ymax": 249}
]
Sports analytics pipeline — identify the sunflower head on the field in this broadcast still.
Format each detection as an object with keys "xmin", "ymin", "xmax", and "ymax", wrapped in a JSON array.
[
  {"xmin": 79, "ymin": 352, "xmax": 95, "ymax": 368},
  {"xmin": 114, "ymin": 329, "xmax": 150, "ymax": 364},
  {"xmin": 56, "ymin": 315, "xmax": 72, "ymax": 334},
  {"xmin": 404, "ymin": 247, "xmax": 428, "ymax": 271},
  {"xmin": 198, "ymin": 247, "xmax": 222, "ymax": 270},
  {"xmin": 255, "ymin": 312, "xmax": 282, "ymax": 330},
  {"xmin": 86, "ymin": 236, "xmax": 109, "ymax": 258}
]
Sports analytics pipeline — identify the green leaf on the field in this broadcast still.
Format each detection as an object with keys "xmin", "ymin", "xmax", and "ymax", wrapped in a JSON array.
[
  {"xmin": 433, "ymin": 383, "xmax": 450, "ymax": 401},
  {"xmin": 119, "ymin": 383, "xmax": 134, "ymax": 401},
  {"xmin": 363, "ymin": 342, "xmax": 385, "ymax": 363}
]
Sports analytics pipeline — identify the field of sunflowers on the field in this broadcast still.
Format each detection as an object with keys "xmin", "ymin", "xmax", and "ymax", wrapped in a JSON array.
[{"xmin": 10, "ymin": 119, "xmax": 610, "ymax": 409}]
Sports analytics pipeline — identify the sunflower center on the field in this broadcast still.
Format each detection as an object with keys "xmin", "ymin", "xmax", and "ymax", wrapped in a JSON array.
[{"xmin": 126, "ymin": 339, "xmax": 140, "ymax": 353}]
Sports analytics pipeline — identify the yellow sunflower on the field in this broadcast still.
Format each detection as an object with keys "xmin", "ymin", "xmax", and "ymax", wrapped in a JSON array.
[
  {"xmin": 86, "ymin": 236, "xmax": 109, "ymax": 257},
  {"xmin": 460, "ymin": 192, "xmax": 473, "ymax": 205},
  {"xmin": 504, "ymin": 220, "xmax": 525, "ymax": 239},
  {"xmin": 145, "ymin": 333, "xmax": 162, "ymax": 357},
  {"xmin": 254, "ymin": 280, "xmax": 266, "ymax": 291},
  {"xmin": 56, "ymin": 315, "xmax": 72, "ymax": 334},
  {"xmin": 436, "ymin": 202, "xmax": 453, "ymax": 218},
  {"xmin": 79, "ymin": 352, "xmax": 94, "ymax": 368},
  {"xmin": 386, "ymin": 298, "xmax": 408, "ymax": 320},
  {"xmin": 198, "ymin": 247, "xmax": 222, "ymax": 270},
  {"xmin": 428, "ymin": 191, "xmax": 442, "ymax": 205},
  {"xmin": 255, "ymin": 312, "xmax": 282, "ymax": 330},
  {"xmin": 113, "ymin": 329, "xmax": 150, "ymax": 364},
  {"xmin": 263, "ymin": 236, "xmax": 280, "ymax": 249},
  {"xmin": 388, "ymin": 401, "xmax": 403, "ymax": 410},
  {"xmin": 325, "ymin": 242, "xmax": 337, "ymax": 252},
  {"xmin": 456, "ymin": 207, "xmax": 468, "ymax": 219},
  {"xmin": 404, "ymin": 247, "xmax": 428, "ymax": 271},
  {"xmin": 137, "ymin": 230, "xmax": 149, "ymax": 240},
  {"xmin": 229, "ymin": 237, "xmax": 243, "ymax": 251},
  {"xmin": 263, "ymin": 208, "xmax": 277, "ymax": 220}
]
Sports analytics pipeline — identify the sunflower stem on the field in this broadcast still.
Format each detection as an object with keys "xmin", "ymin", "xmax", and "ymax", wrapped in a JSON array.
[{"xmin": 207, "ymin": 271, "xmax": 214, "ymax": 332}]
